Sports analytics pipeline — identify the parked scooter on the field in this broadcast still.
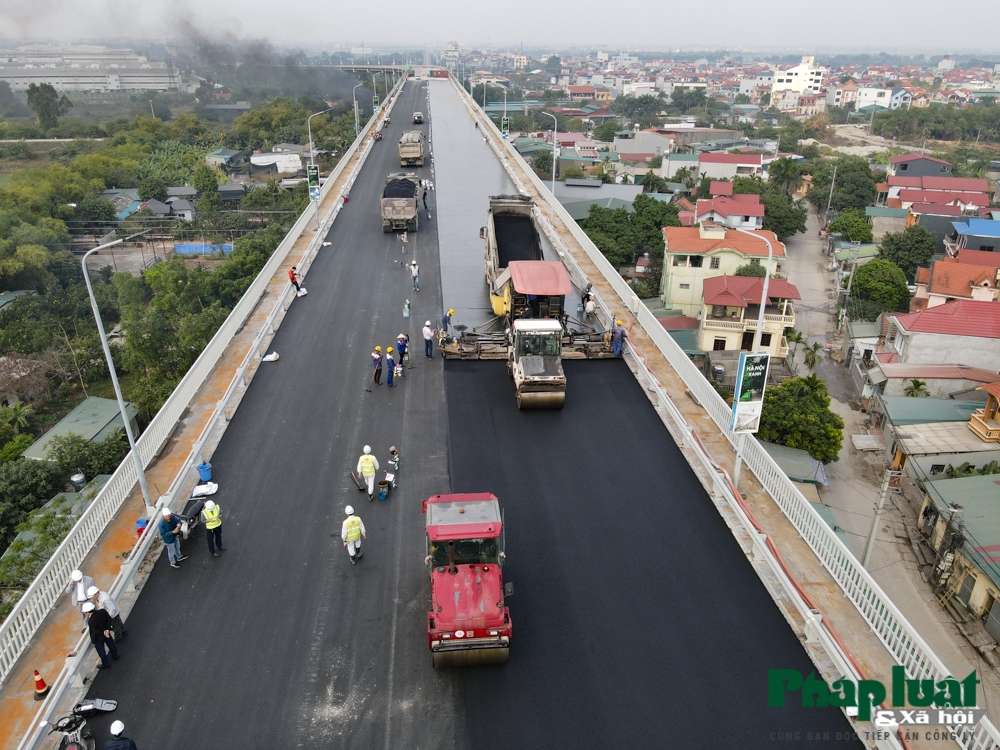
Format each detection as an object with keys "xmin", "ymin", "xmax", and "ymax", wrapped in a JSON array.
[
  {"xmin": 41, "ymin": 699, "xmax": 117, "ymax": 750},
  {"xmin": 377, "ymin": 447, "xmax": 400, "ymax": 501},
  {"xmin": 180, "ymin": 482, "xmax": 218, "ymax": 539}
]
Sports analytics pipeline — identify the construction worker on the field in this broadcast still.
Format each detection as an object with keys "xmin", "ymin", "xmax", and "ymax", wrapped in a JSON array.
[
  {"xmin": 106, "ymin": 721, "xmax": 139, "ymax": 750},
  {"xmin": 441, "ymin": 308, "xmax": 454, "ymax": 337},
  {"xmin": 357, "ymin": 445, "xmax": 379, "ymax": 500},
  {"xmin": 83, "ymin": 601, "xmax": 118, "ymax": 669},
  {"xmin": 201, "ymin": 500, "xmax": 226, "ymax": 557},
  {"xmin": 88, "ymin": 586, "xmax": 125, "ymax": 641},
  {"xmin": 612, "ymin": 319, "xmax": 628, "ymax": 357},
  {"xmin": 410, "ymin": 259, "xmax": 420, "ymax": 291},
  {"xmin": 158, "ymin": 507, "xmax": 187, "ymax": 569},
  {"xmin": 66, "ymin": 569, "xmax": 96, "ymax": 624},
  {"xmin": 396, "ymin": 333, "xmax": 409, "ymax": 369},
  {"xmin": 386, "ymin": 347, "xmax": 396, "ymax": 387},
  {"xmin": 371, "ymin": 346, "xmax": 383, "ymax": 385},
  {"xmin": 342, "ymin": 506, "xmax": 367, "ymax": 565},
  {"xmin": 288, "ymin": 266, "xmax": 300, "ymax": 293},
  {"xmin": 422, "ymin": 320, "xmax": 435, "ymax": 358}
]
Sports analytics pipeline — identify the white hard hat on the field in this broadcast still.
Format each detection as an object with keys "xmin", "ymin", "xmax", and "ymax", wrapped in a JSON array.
[
  {"xmin": 345, "ymin": 506, "xmax": 354, "ymax": 516},
  {"xmin": 425, "ymin": 320, "xmax": 431, "ymax": 326},
  {"xmin": 81, "ymin": 601, "xmax": 96, "ymax": 613},
  {"xmin": 363, "ymin": 445, "xmax": 371, "ymax": 454},
  {"xmin": 204, "ymin": 500, "xmax": 216, "ymax": 510},
  {"xmin": 110, "ymin": 721, "xmax": 124, "ymax": 736},
  {"xmin": 411, "ymin": 259, "xmax": 417, "ymax": 265},
  {"xmin": 162, "ymin": 507, "xmax": 172, "ymax": 516},
  {"xmin": 71, "ymin": 570, "xmax": 83, "ymax": 582},
  {"xmin": 87, "ymin": 586, "xmax": 99, "ymax": 597}
]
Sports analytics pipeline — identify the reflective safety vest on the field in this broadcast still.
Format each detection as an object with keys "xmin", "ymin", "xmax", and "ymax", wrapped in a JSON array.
[
  {"xmin": 359, "ymin": 454, "xmax": 377, "ymax": 476},
  {"xmin": 344, "ymin": 516, "xmax": 362, "ymax": 541},
  {"xmin": 202, "ymin": 505, "xmax": 222, "ymax": 529}
]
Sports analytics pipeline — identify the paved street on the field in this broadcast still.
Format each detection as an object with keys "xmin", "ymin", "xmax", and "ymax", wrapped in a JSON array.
[{"xmin": 76, "ymin": 80, "xmax": 857, "ymax": 749}]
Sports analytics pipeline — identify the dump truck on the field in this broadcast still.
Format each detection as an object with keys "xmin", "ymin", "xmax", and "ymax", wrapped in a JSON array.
[
  {"xmin": 398, "ymin": 131, "xmax": 425, "ymax": 167},
  {"xmin": 483, "ymin": 194, "xmax": 544, "ymax": 316},
  {"xmin": 381, "ymin": 173, "xmax": 420, "ymax": 232},
  {"xmin": 424, "ymin": 492, "xmax": 511, "ymax": 668},
  {"xmin": 412, "ymin": 111, "xmax": 424, "ymax": 124}
]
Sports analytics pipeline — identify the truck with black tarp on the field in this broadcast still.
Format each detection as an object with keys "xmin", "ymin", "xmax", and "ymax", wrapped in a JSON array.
[
  {"xmin": 398, "ymin": 131, "xmax": 425, "ymax": 167},
  {"xmin": 483, "ymin": 194, "xmax": 544, "ymax": 316},
  {"xmin": 380, "ymin": 173, "xmax": 420, "ymax": 232}
]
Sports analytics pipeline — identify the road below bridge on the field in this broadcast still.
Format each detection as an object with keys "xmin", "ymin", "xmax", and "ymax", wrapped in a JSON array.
[{"xmin": 78, "ymin": 79, "xmax": 859, "ymax": 749}]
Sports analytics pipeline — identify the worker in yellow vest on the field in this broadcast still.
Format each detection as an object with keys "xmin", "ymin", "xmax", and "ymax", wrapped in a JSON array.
[
  {"xmin": 356, "ymin": 445, "xmax": 379, "ymax": 501},
  {"xmin": 341, "ymin": 506, "xmax": 366, "ymax": 564},
  {"xmin": 201, "ymin": 500, "xmax": 226, "ymax": 557}
]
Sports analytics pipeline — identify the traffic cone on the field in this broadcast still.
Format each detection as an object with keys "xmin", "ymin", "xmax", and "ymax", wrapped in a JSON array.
[{"xmin": 33, "ymin": 670, "xmax": 50, "ymax": 700}]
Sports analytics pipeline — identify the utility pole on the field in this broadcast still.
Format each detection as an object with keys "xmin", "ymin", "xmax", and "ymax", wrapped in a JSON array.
[
  {"xmin": 824, "ymin": 164, "xmax": 837, "ymax": 228},
  {"xmin": 862, "ymin": 470, "xmax": 901, "ymax": 569}
]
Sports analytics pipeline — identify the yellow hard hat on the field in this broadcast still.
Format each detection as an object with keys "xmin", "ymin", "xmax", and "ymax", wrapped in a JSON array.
[
  {"xmin": 387, "ymin": 347, "xmax": 393, "ymax": 353},
  {"xmin": 448, "ymin": 308, "xmax": 455, "ymax": 315},
  {"xmin": 615, "ymin": 320, "xmax": 623, "ymax": 325},
  {"xmin": 375, "ymin": 346, "xmax": 382, "ymax": 352}
]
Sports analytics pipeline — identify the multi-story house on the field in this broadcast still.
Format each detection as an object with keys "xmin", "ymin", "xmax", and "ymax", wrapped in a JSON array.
[
  {"xmin": 770, "ymin": 56, "xmax": 825, "ymax": 95},
  {"xmin": 698, "ymin": 275, "xmax": 799, "ymax": 357},
  {"xmin": 660, "ymin": 224, "xmax": 785, "ymax": 316},
  {"xmin": 882, "ymin": 300, "xmax": 1000, "ymax": 372}
]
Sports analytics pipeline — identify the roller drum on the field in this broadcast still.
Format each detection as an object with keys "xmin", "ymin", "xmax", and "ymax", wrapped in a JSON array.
[{"xmin": 516, "ymin": 389, "xmax": 565, "ymax": 410}]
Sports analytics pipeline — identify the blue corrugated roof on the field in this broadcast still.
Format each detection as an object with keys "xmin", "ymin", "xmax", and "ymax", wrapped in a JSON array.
[
  {"xmin": 881, "ymin": 396, "xmax": 982, "ymax": 425},
  {"xmin": 953, "ymin": 219, "xmax": 1000, "ymax": 238}
]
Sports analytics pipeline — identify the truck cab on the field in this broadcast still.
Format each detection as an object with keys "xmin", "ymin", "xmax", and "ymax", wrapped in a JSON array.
[
  {"xmin": 412, "ymin": 111, "xmax": 424, "ymax": 124},
  {"xmin": 509, "ymin": 318, "xmax": 566, "ymax": 409},
  {"xmin": 424, "ymin": 493, "xmax": 511, "ymax": 668}
]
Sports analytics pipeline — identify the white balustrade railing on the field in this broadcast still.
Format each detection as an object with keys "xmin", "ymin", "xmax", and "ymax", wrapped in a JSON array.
[
  {"xmin": 451, "ymin": 76, "xmax": 1000, "ymax": 749},
  {"xmin": 2, "ymin": 75, "xmax": 405, "ymax": 712}
]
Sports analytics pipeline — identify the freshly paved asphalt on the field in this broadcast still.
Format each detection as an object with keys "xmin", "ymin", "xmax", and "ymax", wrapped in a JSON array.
[{"xmin": 82, "ymin": 79, "xmax": 860, "ymax": 748}]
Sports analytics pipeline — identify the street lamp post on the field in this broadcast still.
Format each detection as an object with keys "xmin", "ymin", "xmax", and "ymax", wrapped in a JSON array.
[
  {"xmin": 82, "ymin": 242, "xmax": 153, "ymax": 512},
  {"xmin": 307, "ymin": 107, "xmax": 335, "ymax": 229},
  {"xmin": 731, "ymin": 226, "xmax": 774, "ymax": 489},
  {"xmin": 352, "ymin": 83, "xmax": 364, "ymax": 139},
  {"xmin": 541, "ymin": 111, "xmax": 558, "ymax": 222}
]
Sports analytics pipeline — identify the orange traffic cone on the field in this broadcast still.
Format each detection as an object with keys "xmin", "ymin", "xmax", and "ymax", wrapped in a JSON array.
[{"xmin": 33, "ymin": 670, "xmax": 50, "ymax": 700}]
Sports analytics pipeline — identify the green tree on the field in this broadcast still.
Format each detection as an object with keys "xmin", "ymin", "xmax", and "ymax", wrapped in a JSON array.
[
  {"xmin": 0, "ymin": 398, "xmax": 33, "ymax": 433},
  {"xmin": 26, "ymin": 83, "xmax": 73, "ymax": 131},
  {"xmin": 734, "ymin": 263, "xmax": 767, "ymax": 277},
  {"xmin": 786, "ymin": 329, "xmax": 804, "ymax": 359},
  {"xmin": 828, "ymin": 209, "xmax": 873, "ymax": 243},
  {"xmin": 878, "ymin": 226, "xmax": 936, "ymax": 281},
  {"xmin": 45, "ymin": 431, "xmax": 129, "ymax": 482},
  {"xmin": 192, "ymin": 163, "xmax": 220, "ymax": 195},
  {"xmin": 531, "ymin": 150, "xmax": 553, "ymax": 175},
  {"xmin": 806, "ymin": 156, "xmax": 878, "ymax": 212},
  {"xmin": 592, "ymin": 121, "xmax": 619, "ymax": 142},
  {"xmin": 850, "ymin": 258, "xmax": 910, "ymax": 311},
  {"xmin": 904, "ymin": 379, "xmax": 930, "ymax": 397},
  {"xmin": 733, "ymin": 175, "xmax": 764, "ymax": 194},
  {"xmin": 104, "ymin": 164, "xmax": 139, "ymax": 189},
  {"xmin": 766, "ymin": 157, "xmax": 803, "ymax": 195},
  {"xmin": 640, "ymin": 172, "xmax": 668, "ymax": 193},
  {"xmin": 563, "ymin": 117, "xmax": 586, "ymax": 133},
  {"xmin": 758, "ymin": 377, "xmax": 845, "ymax": 463},
  {"xmin": 671, "ymin": 86, "xmax": 707, "ymax": 112},
  {"xmin": 0, "ymin": 459, "xmax": 63, "ymax": 551},
  {"xmin": 761, "ymin": 191, "xmax": 807, "ymax": 240},
  {"xmin": 78, "ymin": 195, "xmax": 117, "ymax": 225},
  {"xmin": 138, "ymin": 175, "xmax": 167, "ymax": 202},
  {"xmin": 803, "ymin": 342, "xmax": 824, "ymax": 372},
  {"xmin": 0, "ymin": 434, "xmax": 33, "ymax": 464}
]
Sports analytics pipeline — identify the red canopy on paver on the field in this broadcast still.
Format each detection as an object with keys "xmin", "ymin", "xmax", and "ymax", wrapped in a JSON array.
[{"xmin": 508, "ymin": 261, "xmax": 574, "ymax": 295}]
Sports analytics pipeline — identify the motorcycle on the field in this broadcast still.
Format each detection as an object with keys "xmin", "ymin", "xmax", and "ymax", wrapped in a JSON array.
[
  {"xmin": 374, "ymin": 131, "xmax": 383, "ymax": 142},
  {"xmin": 384, "ymin": 116, "xmax": 390, "ymax": 125},
  {"xmin": 377, "ymin": 448, "xmax": 400, "ymax": 502},
  {"xmin": 180, "ymin": 482, "xmax": 218, "ymax": 539},
  {"xmin": 41, "ymin": 699, "xmax": 117, "ymax": 750}
]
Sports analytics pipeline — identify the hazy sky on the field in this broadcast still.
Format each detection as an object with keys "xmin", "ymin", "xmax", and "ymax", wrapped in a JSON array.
[{"xmin": 1, "ymin": 0, "xmax": 997, "ymax": 54}]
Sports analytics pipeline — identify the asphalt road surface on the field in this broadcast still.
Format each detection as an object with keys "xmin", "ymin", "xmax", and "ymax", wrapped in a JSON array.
[{"xmin": 82, "ymin": 79, "xmax": 860, "ymax": 749}]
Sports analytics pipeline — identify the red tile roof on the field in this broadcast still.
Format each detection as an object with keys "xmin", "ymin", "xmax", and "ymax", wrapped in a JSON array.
[
  {"xmin": 695, "ymin": 197, "xmax": 765, "ymax": 219},
  {"xmin": 887, "ymin": 176, "xmax": 923, "ymax": 188},
  {"xmin": 658, "ymin": 315, "xmax": 701, "ymax": 330},
  {"xmin": 977, "ymin": 382, "xmax": 1000, "ymax": 399},
  {"xmin": 618, "ymin": 152, "xmax": 657, "ymax": 162},
  {"xmin": 958, "ymin": 249, "xmax": 1000, "ymax": 269},
  {"xmin": 889, "ymin": 153, "xmax": 952, "ymax": 165},
  {"xmin": 664, "ymin": 226, "xmax": 785, "ymax": 257},
  {"xmin": 888, "ymin": 175, "xmax": 988, "ymax": 192},
  {"xmin": 700, "ymin": 153, "xmax": 762, "ymax": 165},
  {"xmin": 894, "ymin": 299, "xmax": 1000, "ymax": 338},
  {"xmin": 908, "ymin": 203, "xmax": 965, "ymax": 216},
  {"xmin": 877, "ymin": 363, "xmax": 1000, "ymax": 383},
  {"xmin": 730, "ymin": 193, "xmax": 760, "ymax": 204},
  {"xmin": 702, "ymin": 275, "xmax": 801, "ymax": 307},
  {"xmin": 898, "ymin": 189, "xmax": 990, "ymax": 206},
  {"xmin": 915, "ymin": 267, "xmax": 931, "ymax": 284},
  {"xmin": 926, "ymin": 259, "xmax": 996, "ymax": 298},
  {"xmin": 709, "ymin": 181, "xmax": 733, "ymax": 196}
]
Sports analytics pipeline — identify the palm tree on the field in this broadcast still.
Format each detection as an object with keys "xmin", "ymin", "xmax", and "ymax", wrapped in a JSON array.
[
  {"xmin": 904, "ymin": 379, "xmax": 930, "ymax": 398},
  {"xmin": 767, "ymin": 157, "xmax": 803, "ymax": 195},
  {"xmin": 0, "ymin": 398, "xmax": 33, "ymax": 433},
  {"xmin": 791, "ymin": 374, "xmax": 828, "ymax": 399},
  {"xmin": 786, "ymin": 329, "xmax": 805, "ymax": 359},
  {"xmin": 803, "ymin": 342, "xmax": 824, "ymax": 372}
]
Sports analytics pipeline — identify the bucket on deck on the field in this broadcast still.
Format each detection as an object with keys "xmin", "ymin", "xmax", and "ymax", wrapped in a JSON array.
[
  {"xmin": 377, "ymin": 480, "xmax": 390, "ymax": 501},
  {"xmin": 70, "ymin": 473, "xmax": 86, "ymax": 491},
  {"xmin": 197, "ymin": 462, "xmax": 212, "ymax": 482}
]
